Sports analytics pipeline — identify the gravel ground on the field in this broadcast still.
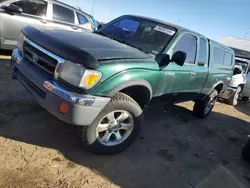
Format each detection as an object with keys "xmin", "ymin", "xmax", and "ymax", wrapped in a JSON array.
[{"xmin": 1, "ymin": 59, "xmax": 250, "ymax": 188}]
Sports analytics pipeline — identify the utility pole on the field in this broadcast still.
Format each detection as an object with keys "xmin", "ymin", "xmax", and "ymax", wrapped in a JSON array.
[
  {"xmin": 108, "ymin": 7, "xmax": 113, "ymax": 21},
  {"xmin": 90, "ymin": 0, "xmax": 96, "ymax": 16},
  {"xmin": 244, "ymin": 28, "xmax": 249, "ymax": 39}
]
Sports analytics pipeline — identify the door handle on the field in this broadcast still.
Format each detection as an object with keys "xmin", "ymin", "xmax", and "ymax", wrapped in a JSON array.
[
  {"xmin": 40, "ymin": 19, "xmax": 47, "ymax": 24},
  {"xmin": 190, "ymin": 72, "xmax": 196, "ymax": 77},
  {"xmin": 71, "ymin": 26, "xmax": 78, "ymax": 30}
]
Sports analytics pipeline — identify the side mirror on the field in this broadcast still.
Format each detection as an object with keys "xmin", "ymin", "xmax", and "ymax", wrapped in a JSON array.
[
  {"xmin": 171, "ymin": 51, "xmax": 187, "ymax": 66},
  {"xmin": 156, "ymin": 54, "xmax": 170, "ymax": 67},
  {"xmin": 2, "ymin": 5, "xmax": 23, "ymax": 14},
  {"xmin": 97, "ymin": 24, "xmax": 103, "ymax": 30}
]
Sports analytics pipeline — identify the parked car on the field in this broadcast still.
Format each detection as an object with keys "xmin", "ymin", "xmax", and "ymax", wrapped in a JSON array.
[
  {"xmin": 0, "ymin": 0, "xmax": 96, "ymax": 50},
  {"xmin": 11, "ymin": 15, "xmax": 235, "ymax": 154},
  {"xmin": 220, "ymin": 58, "xmax": 250, "ymax": 105},
  {"xmin": 240, "ymin": 60, "xmax": 250, "ymax": 101}
]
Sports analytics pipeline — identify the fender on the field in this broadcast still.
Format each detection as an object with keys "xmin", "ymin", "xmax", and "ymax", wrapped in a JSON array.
[
  {"xmin": 93, "ymin": 68, "xmax": 160, "ymax": 99},
  {"xmin": 107, "ymin": 79, "xmax": 153, "ymax": 99},
  {"xmin": 210, "ymin": 80, "xmax": 224, "ymax": 94}
]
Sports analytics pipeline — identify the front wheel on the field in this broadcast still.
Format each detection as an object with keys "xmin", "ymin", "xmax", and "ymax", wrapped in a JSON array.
[
  {"xmin": 78, "ymin": 92, "xmax": 143, "ymax": 154},
  {"xmin": 193, "ymin": 90, "xmax": 218, "ymax": 119}
]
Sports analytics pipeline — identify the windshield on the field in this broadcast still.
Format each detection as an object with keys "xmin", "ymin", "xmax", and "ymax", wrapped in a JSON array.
[
  {"xmin": 98, "ymin": 16, "xmax": 177, "ymax": 55},
  {"xmin": 235, "ymin": 59, "xmax": 249, "ymax": 73}
]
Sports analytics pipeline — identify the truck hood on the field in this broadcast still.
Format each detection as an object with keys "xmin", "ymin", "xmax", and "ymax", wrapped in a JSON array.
[
  {"xmin": 43, "ymin": 30, "xmax": 151, "ymax": 60},
  {"xmin": 22, "ymin": 26, "xmax": 151, "ymax": 69}
]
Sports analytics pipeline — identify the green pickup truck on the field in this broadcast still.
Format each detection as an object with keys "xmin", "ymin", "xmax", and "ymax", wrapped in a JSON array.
[{"xmin": 12, "ymin": 15, "xmax": 235, "ymax": 154}]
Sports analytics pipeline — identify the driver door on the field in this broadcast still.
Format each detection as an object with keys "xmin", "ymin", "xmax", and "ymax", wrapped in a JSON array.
[
  {"xmin": 160, "ymin": 33, "xmax": 198, "ymax": 103},
  {"xmin": 0, "ymin": 0, "xmax": 48, "ymax": 50}
]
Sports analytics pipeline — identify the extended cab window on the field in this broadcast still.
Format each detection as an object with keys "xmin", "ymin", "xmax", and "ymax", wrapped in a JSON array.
[
  {"xmin": 11, "ymin": 0, "xmax": 47, "ymax": 17},
  {"xmin": 213, "ymin": 47, "xmax": 224, "ymax": 65},
  {"xmin": 198, "ymin": 38, "xmax": 208, "ymax": 66},
  {"xmin": 53, "ymin": 4, "xmax": 74, "ymax": 23},
  {"xmin": 173, "ymin": 34, "xmax": 197, "ymax": 64},
  {"xmin": 77, "ymin": 13, "xmax": 89, "ymax": 24},
  {"xmin": 224, "ymin": 52, "xmax": 233, "ymax": 66}
]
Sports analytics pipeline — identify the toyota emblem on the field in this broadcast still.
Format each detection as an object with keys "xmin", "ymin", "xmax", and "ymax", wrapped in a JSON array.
[{"xmin": 32, "ymin": 53, "xmax": 39, "ymax": 63}]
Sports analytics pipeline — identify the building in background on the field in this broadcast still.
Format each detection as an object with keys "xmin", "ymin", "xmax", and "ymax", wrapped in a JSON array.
[{"xmin": 221, "ymin": 37, "xmax": 250, "ymax": 59}]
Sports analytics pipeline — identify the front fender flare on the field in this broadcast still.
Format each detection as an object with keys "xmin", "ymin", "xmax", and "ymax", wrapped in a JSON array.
[{"xmin": 107, "ymin": 79, "xmax": 153, "ymax": 99}]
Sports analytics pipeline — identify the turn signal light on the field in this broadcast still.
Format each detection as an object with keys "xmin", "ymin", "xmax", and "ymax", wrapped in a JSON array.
[
  {"xmin": 60, "ymin": 101, "xmax": 69, "ymax": 114},
  {"xmin": 85, "ymin": 74, "xmax": 100, "ymax": 86}
]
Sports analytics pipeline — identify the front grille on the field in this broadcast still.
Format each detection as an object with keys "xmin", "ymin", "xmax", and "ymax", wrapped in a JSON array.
[{"xmin": 23, "ymin": 41, "xmax": 58, "ymax": 76}]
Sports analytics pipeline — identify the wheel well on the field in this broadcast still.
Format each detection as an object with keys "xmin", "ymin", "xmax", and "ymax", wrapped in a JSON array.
[
  {"xmin": 120, "ymin": 86, "xmax": 151, "ymax": 109},
  {"xmin": 214, "ymin": 83, "xmax": 224, "ymax": 94}
]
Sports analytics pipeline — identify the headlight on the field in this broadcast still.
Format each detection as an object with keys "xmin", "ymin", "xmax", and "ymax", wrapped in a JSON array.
[
  {"xmin": 17, "ymin": 33, "xmax": 24, "ymax": 55},
  {"xmin": 57, "ymin": 60, "xmax": 102, "ymax": 89}
]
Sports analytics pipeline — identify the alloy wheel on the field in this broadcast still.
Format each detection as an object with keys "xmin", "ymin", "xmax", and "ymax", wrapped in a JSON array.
[{"xmin": 96, "ymin": 110, "xmax": 134, "ymax": 146}]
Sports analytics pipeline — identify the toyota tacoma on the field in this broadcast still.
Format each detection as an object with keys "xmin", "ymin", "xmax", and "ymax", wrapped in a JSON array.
[{"xmin": 12, "ymin": 15, "xmax": 235, "ymax": 154}]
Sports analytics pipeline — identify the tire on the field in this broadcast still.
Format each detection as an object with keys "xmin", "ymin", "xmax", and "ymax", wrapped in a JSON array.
[
  {"xmin": 193, "ymin": 90, "xmax": 218, "ymax": 119},
  {"xmin": 226, "ymin": 86, "xmax": 241, "ymax": 106},
  {"xmin": 242, "ymin": 139, "xmax": 250, "ymax": 162},
  {"xmin": 242, "ymin": 96, "xmax": 249, "ymax": 102},
  {"xmin": 78, "ymin": 92, "xmax": 143, "ymax": 154}
]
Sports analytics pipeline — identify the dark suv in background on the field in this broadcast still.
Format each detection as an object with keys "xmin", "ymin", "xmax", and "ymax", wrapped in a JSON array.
[{"xmin": 0, "ymin": 0, "xmax": 96, "ymax": 50}]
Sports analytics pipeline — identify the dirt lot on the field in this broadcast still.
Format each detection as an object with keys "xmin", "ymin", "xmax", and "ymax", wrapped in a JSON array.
[{"xmin": 1, "ymin": 59, "xmax": 250, "ymax": 188}]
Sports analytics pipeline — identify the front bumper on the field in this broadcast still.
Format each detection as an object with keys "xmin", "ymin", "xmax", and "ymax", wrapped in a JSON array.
[
  {"xmin": 219, "ymin": 87, "xmax": 236, "ymax": 99},
  {"xmin": 12, "ymin": 49, "xmax": 110, "ymax": 126}
]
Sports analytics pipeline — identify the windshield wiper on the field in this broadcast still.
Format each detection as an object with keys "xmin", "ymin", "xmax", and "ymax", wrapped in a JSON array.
[
  {"xmin": 127, "ymin": 43, "xmax": 150, "ymax": 54},
  {"xmin": 116, "ymin": 39, "xmax": 149, "ymax": 54},
  {"xmin": 95, "ymin": 32, "xmax": 150, "ymax": 54}
]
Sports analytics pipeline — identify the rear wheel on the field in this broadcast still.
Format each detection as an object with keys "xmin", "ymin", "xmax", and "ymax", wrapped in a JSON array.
[
  {"xmin": 78, "ymin": 92, "xmax": 143, "ymax": 154},
  {"xmin": 242, "ymin": 96, "xmax": 249, "ymax": 102},
  {"xmin": 193, "ymin": 90, "xmax": 218, "ymax": 119},
  {"xmin": 226, "ymin": 86, "xmax": 241, "ymax": 106}
]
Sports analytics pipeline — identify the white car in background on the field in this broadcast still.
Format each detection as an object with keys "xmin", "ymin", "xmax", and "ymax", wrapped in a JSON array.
[
  {"xmin": 0, "ymin": 0, "xmax": 96, "ymax": 50},
  {"xmin": 220, "ymin": 58, "xmax": 250, "ymax": 105},
  {"xmin": 241, "ymin": 61, "xmax": 250, "ymax": 101}
]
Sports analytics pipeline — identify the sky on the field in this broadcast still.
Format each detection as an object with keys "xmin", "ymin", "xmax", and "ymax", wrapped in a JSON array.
[{"xmin": 63, "ymin": 0, "xmax": 250, "ymax": 41}]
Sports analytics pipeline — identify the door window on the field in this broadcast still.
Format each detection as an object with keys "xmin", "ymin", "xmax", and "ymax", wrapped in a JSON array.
[
  {"xmin": 53, "ymin": 4, "xmax": 74, "ymax": 23},
  {"xmin": 77, "ymin": 13, "xmax": 89, "ymax": 24},
  {"xmin": 11, "ymin": 0, "xmax": 47, "ymax": 17},
  {"xmin": 198, "ymin": 38, "xmax": 208, "ymax": 66},
  {"xmin": 172, "ymin": 34, "xmax": 197, "ymax": 64}
]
